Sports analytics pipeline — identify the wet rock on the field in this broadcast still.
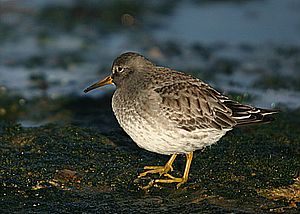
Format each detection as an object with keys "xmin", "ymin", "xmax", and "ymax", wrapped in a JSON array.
[{"xmin": 1, "ymin": 109, "xmax": 300, "ymax": 213}]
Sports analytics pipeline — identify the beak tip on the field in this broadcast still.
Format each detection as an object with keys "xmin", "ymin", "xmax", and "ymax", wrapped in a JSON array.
[{"xmin": 83, "ymin": 76, "xmax": 112, "ymax": 94}]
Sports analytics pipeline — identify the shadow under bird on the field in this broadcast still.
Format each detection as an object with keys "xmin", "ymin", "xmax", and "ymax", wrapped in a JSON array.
[{"xmin": 84, "ymin": 52, "xmax": 278, "ymax": 189}]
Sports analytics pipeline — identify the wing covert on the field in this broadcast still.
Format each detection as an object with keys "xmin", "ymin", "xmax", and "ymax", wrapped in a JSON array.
[{"xmin": 150, "ymin": 80, "xmax": 237, "ymax": 131}]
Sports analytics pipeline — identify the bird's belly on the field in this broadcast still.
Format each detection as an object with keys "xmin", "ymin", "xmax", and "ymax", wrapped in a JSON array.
[{"xmin": 112, "ymin": 104, "xmax": 229, "ymax": 155}]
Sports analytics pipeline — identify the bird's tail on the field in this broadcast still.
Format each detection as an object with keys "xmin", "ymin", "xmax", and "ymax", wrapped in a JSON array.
[{"xmin": 223, "ymin": 100, "xmax": 279, "ymax": 126}]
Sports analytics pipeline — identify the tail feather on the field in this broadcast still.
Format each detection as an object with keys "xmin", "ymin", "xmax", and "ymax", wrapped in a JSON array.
[{"xmin": 223, "ymin": 100, "xmax": 279, "ymax": 126}]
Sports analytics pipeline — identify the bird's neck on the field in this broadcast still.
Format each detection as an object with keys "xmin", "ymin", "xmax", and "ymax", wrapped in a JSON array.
[{"xmin": 121, "ymin": 71, "xmax": 150, "ymax": 91}]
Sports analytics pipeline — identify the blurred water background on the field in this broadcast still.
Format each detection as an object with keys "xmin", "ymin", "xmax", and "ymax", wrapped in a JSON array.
[{"xmin": 1, "ymin": 0, "xmax": 300, "ymax": 127}]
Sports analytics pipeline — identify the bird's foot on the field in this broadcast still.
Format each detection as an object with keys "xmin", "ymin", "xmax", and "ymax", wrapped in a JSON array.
[
  {"xmin": 141, "ymin": 174, "xmax": 188, "ymax": 190},
  {"xmin": 138, "ymin": 164, "xmax": 173, "ymax": 178}
]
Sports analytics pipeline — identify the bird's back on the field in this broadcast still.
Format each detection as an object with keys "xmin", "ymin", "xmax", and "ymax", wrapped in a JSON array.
[{"xmin": 145, "ymin": 67, "xmax": 278, "ymax": 130}]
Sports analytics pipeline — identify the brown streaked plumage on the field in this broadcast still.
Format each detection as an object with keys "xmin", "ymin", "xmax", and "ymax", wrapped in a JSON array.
[{"xmin": 84, "ymin": 52, "xmax": 278, "ymax": 189}]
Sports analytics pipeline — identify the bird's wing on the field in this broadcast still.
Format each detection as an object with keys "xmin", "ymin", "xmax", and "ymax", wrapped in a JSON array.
[
  {"xmin": 147, "ymin": 79, "xmax": 237, "ymax": 131},
  {"xmin": 222, "ymin": 100, "xmax": 279, "ymax": 126}
]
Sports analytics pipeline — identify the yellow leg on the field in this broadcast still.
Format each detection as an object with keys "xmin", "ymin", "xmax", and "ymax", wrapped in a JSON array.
[
  {"xmin": 138, "ymin": 154, "xmax": 177, "ymax": 178},
  {"xmin": 142, "ymin": 152, "xmax": 193, "ymax": 189}
]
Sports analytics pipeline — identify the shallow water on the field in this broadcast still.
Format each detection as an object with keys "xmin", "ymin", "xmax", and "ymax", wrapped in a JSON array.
[{"xmin": 156, "ymin": 0, "xmax": 300, "ymax": 44}]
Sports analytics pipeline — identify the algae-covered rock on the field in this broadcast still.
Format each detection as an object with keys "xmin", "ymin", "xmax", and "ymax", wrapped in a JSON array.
[{"xmin": 1, "ymin": 110, "xmax": 300, "ymax": 213}]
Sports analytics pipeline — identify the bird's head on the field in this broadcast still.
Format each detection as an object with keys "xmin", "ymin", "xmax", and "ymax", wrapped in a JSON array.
[{"xmin": 84, "ymin": 52, "xmax": 153, "ymax": 93}]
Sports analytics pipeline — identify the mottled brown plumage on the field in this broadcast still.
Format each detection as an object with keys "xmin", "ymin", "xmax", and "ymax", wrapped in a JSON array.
[{"xmin": 84, "ymin": 52, "xmax": 278, "ymax": 189}]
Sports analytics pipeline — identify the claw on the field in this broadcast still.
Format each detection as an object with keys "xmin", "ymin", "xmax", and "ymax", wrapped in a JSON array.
[
  {"xmin": 141, "ymin": 176, "xmax": 188, "ymax": 190},
  {"xmin": 138, "ymin": 154, "xmax": 177, "ymax": 178},
  {"xmin": 138, "ymin": 166, "xmax": 166, "ymax": 178},
  {"xmin": 138, "ymin": 165, "xmax": 174, "ymax": 178},
  {"xmin": 144, "ymin": 165, "xmax": 174, "ymax": 172},
  {"xmin": 138, "ymin": 152, "xmax": 194, "ymax": 189},
  {"xmin": 141, "ymin": 180, "xmax": 155, "ymax": 190}
]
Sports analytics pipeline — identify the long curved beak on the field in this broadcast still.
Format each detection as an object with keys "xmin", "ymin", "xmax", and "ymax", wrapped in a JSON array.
[{"xmin": 84, "ymin": 76, "xmax": 113, "ymax": 93}]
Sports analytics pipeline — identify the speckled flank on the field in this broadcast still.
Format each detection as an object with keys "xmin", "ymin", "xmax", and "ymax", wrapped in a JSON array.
[{"xmin": 112, "ymin": 90, "xmax": 229, "ymax": 155}]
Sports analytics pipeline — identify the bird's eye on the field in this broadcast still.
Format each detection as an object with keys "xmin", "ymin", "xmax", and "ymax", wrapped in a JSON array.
[{"xmin": 116, "ymin": 67, "xmax": 124, "ymax": 73}]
